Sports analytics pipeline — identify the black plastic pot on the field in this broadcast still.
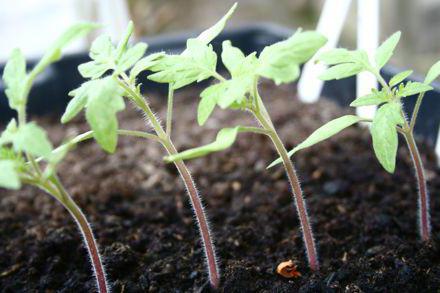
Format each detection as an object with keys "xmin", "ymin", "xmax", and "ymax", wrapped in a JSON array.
[{"xmin": 1, "ymin": 24, "xmax": 439, "ymax": 145}]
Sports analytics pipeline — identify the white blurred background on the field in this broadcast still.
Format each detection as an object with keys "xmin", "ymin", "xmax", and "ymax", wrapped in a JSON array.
[{"xmin": 1, "ymin": 0, "xmax": 440, "ymax": 73}]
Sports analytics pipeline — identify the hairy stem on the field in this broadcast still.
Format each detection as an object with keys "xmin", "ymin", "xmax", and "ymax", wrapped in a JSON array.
[
  {"xmin": 253, "ymin": 99, "xmax": 319, "ymax": 270},
  {"xmin": 403, "ymin": 131, "xmax": 431, "ymax": 240},
  {"xmin": 123, "ymin": 84, "xmax": 220, "ymax": 287},
  {"xmin": 163, "ymin": 140, "xmax": 220, "ymax": 287},
  {"xmin": 40, "ymin": 178, "xmax": 109, "ymax": 293},
  {"xmin": 252, "ymin": 84, "xmax": 319, "ymax": 269},
  {"xmin": 375, "ymin": 70, "xmax": 431, "ymax": 240}
]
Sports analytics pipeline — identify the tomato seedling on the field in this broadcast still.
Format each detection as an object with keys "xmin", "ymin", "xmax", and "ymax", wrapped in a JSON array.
[
  {"xmin": 158, "ymin": 15, "xmax": 327, "ymax": 270},
  {"xmin": 270, "ymin": 31, "xmax": 440, "ymax": 241},
  {"xmin": 1, "ymin": 24, "xmax": 110, "ymax": 293}
]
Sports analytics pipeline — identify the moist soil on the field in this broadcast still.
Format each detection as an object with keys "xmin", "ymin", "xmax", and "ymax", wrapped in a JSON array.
[{"xmin": 0, "ymin": 81, "xmax": 439, "ymax": 292}]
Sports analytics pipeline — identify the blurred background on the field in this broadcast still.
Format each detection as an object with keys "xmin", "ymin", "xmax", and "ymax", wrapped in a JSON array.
[{"xmin": 1, "ymin": 0, "xmax": 440, "ymax": 74}]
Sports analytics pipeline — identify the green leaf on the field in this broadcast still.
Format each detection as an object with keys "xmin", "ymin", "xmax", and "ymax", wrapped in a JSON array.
[
  {"xmin": 350, "ymin": 89, "xmax": 388, "ymax": 107},
  {"xmin": 424, "ymin": 60, "xmax": 440, "ymax": 84},
  {"xmin": 0, "ymin": 119, "xmax": 18, "ymax": 146},
  {"xmin": 319, "ymin": 63, "xmax": 364, "ymax": 80},
  {"xmin": 85, "ymin": 77, "xmax": 125, "ymax": 153},
  {"xmin": 117, "ymin": 42, "xmax": 148, "ymax": 73},
  {"xmin": 221, "ymin": 41, "xmax": 246, "ymax": 77},
  {"xmin": 389, "ymin": 70, "xmax": 413, "ymax": 87},
  {"xmin": 317, "ymin": 49, "xmax": 352, "ymax": 65},
  {"xmin": 164, "ymin": 127, "xmax": 240, "ymax": 162},
  {"xmin": 197, "ymin": 85, "xmax": 222, "ymax": 126},
  {"xmin": 13, "ymin": 123, "xmax": 53, "ymax": 158},
  {"xmin": 375, "ymin": 31, "xmax": 401, "ymax": 69},
  {"xmin": 78, "ymin": 61, "xmax": 112, "ymax": 79},
  {"xmin": 129, "ymin": 52, "xmax": 165, "ymax": 80},
  {"xmin": 370, "ymin": 102, "xmax": 404, "ymax": 173},
  {"xmin": 149, "ymin": 39, "xmax": 217, "ymax": 89},
  {"xmin": 198, "ymin": 77, "xmax": 250, "ymax": 116},
  {"xmin": 61, "ymin": 80, "xmax": 96, "ymax": 123},
  {"xmin": 196, "ymin": 3, "xmax": 237, "ymax": 44},
  {"xmin": 0, "ymin": 160, "xmax": 21, "ymax": 190},
  {"xmin": 268, "ymin": 115, "xmax": 365, "ymax": 168},
  {"xmin": 258, "ymin": 30, "xmax": 327, "ymax": 84},
  {"xmin": 397, "ymin": 81, "xmax": 433, "ymax": 97},
  {"xmin": 90, "ymin": 35, "xmax": 114, "ymax": 63},
  {"xmin": 79, "ymin": 35, "xmax": 115, "ymax": 79},
  {"xmin": 259, "ymin": 62, "xmax": 300, "ymax": 85},
  {"xmin": 2, "ymin": 49, "xmax": 27, "ymax": 110},
  {"xmin": 115, "ymin": 21, "xmax": 134, "ymax": 59},
  {"xmin": 216, "ymin": 78, "xmax": 249, "ymax": 108},
  {"xmin": 32, "ymin": 23, "xmax": 99, "ymax": 78}
]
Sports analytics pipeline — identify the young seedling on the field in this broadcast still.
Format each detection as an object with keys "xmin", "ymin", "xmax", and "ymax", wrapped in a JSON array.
[
  {"xmin": 1, "ymin": 24, "xmax": 110, "ymax": 293},
  {"xmin": 60, "ymin": 5, "xmax": 240, "ymax": 287},
  {"xmin": 270, "ymin": 31, "xmax": 440, "ymax": 241},
  {"xmin": 158, "ymin": 20, "xmax": 327, "ymax": 269}
]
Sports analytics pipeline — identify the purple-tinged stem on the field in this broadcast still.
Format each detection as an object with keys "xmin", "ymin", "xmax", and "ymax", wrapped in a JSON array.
[
  {"xmin": 63, "ymin": 197, "xmax": 109, "ymax": 293},
  {"xmin": 166, "ymin": 143, "xmax": 220, "ymax": 287},
  {"xmin": 253, "ymin": 106, "xmax": 319, "ymax": 271},
  {"xmin": 49, "ymin": 179, "xmax": 109, "ymax": 293},
  {"xmin": 129, "ymin": 92, "xmax": 220, "ymax": 287},
  {"xmin": 404, "ymin": 132, "xmax": 431, "ymax": 241}
]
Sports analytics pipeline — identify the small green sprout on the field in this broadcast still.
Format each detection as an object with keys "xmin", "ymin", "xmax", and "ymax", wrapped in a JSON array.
[
  {"xmin": 158, "ymin": 23, "xmax": 327, "ymax": 269},
  {"xmin": 270, "ymin": 31, "xmax": 440, "ymax": 241},
  {"xmin": 1, "ymin": 24, "xmax": 110, "ymax": 293},
  {"xmin": 60, "ymin": 5, "xmax": 239, "ymax": 288}
]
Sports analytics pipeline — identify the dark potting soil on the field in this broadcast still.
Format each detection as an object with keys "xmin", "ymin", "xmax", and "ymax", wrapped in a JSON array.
[{"xmin": 0, "ymin": 81, "xmax": 439, "ymax": 292}]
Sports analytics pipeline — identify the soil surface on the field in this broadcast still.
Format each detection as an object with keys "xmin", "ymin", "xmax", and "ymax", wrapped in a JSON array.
[{"xmin": 0, "ymin": 81, "xmax": 439, "ymax": 292}]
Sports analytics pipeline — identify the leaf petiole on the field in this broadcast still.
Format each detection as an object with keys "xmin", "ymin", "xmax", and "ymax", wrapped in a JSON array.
[{"xmin": 166, "ymin": 84, "xmax": 174, "ymax": 137}]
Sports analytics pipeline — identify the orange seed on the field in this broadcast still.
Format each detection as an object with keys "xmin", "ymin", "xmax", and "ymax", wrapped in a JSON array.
[{"xmin": 276, "ymin": 260, "xmax": 301, "ymax": 278}]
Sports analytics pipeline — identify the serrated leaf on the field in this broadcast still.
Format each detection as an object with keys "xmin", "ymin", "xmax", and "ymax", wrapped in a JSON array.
[
  {"xmin": 85, "ymin": 77, "xmax": 125, "ymax": 153},
  {"xmin": 0, "ymin": 160, "xmax": 21, "ymax": 189},
  {"xmin": 79, "ymin": 35, "xmax": 116, "ymax": 79},
  {"xmin": 424, "ymin": 60, "xmax": 440, "ymax": 84},
  {"xmin": 397, "ymin": 81, "xmax": 433, "ymax": 97},
  {"xmin": 13, "ymin": 123, "xmax": 53, "ymax": 158},
  {"xmin": 389, "ymin": 70, "xmax": 413, "ymax": 87},
  {"xmin": 90, "ymin": 35, "xmax": 114, "ymax": 63},
  {"xmin": 164, "ymin": 127, "xmax": 240, "ymax": 162},
  {"xmin": 2, "ymin": 49, "xmax": 27, "ymax": 110},
  {"xmin": 129, "ymin": 52, "xmax": 165, "ymax": 80},
  {"xmin": 268, "ymin": 115, "xmax": 365, "ymax": 168},
  {"xmin": 375, "ymin": 31, "xmax": 401, "ymax": 69},
  {"xmin": 196, "ymin": 3, "xmax": 237, "ymax": 44},
  {"xmin": 61, "ymin": 80, "xmax": 97, "ymax": 123},
  {"xmin": 32, "ymin": 22, "xmax": 99, "ymax": 78},
  {"xmin": 258, "ymin": 30, "xmax": 327, "ymax": 84},
  {"xmin": 149, "ymin": 39, "xmax": 217, "ymax": 89},
  {"xmin": 370, "ymin": 102, "xmax": 404, "ymax": 173},
  {"xmin": 319, "ymin": 63, "xmax": 364, "ymax": 80},
  {"xmin": 117, "ymin": 42, "xmax": 148, "ymax": 73},
  {"xmin": 350, "ymin": 90, "xmax": 388, "ymax": 107}
]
